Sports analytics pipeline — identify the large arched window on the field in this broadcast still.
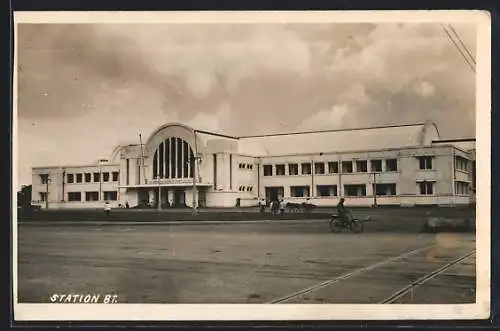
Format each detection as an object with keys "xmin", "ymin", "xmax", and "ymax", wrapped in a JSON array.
[{"xmin": 152, "ymin": 137, "xmax": 195, "ymax": 179}]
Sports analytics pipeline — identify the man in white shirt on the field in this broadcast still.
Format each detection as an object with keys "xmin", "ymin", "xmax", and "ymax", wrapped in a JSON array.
[{"xmin": 104, "ymin": 201, "xmax": 111, "ymax": 216}]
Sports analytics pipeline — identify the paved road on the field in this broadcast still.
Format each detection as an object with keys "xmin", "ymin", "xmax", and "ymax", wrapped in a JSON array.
[{"xmin": 17, "ymin": 221, "xmax": 475, "ymax": 304}]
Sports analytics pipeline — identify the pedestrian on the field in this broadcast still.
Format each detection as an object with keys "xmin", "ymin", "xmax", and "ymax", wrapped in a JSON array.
[
  {"xmin": 279, "ymin": 199, "xmax": 285, "ymax": 215},
  {"xmin": 104, "ymin": 201, "xmax": 111, "ymax": 216}
]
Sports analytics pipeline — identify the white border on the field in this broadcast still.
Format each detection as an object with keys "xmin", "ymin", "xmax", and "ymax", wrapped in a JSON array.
[{"xmin": 12, "ymin": 10, "xmax": 491, "ymax": 321}]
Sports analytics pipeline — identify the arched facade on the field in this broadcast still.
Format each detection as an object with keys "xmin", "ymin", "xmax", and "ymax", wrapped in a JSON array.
[
  {"xmin": 151, "ymin": 137, "xmax": 195, "ymax": 179},
  {"xmin": 144, "ymin": 123, "xmax": 205, "ymax": 182}
]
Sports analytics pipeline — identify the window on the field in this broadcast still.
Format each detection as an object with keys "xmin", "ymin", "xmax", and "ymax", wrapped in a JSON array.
[
  {"xmin": 104, "ymin": 191, "xmax": 118, "ymax": 201},
  {"xmin": 328, "ymin": 161, "xmax": 339, "ymax": 174},
  {"xmin": 103, "ymin": 172, "xmax": 110, "ymax": 182},
  {"xmin": 246, "ymin": 186, "xmax": 253, "ymax": 192},
  {"xmin": 76, "ymin": 173, "xmax": 83, "ymax": 183},
  {"xmin": 247, "ymin": 164, "xmax": 253, "ymax": 170},
  {"xmin": 67, "ymin": 174, "xmax": 74, "ymax": 184},
  {"xmin": 370, "ymin": 160, "xmax": 382, "ymax": 172},
  {"xmin": 288, "ymin": 163, "xmax": 299, "ymax": 175},
  {"xmin": 93, "ymin": 172, "xmax": 100, "ymax": 182},
  {"xmin": 344, "ymin": 184, "xmax": 367, "ymax": 197},
  {"xmin": 314, "ymin": 162, "xmax": 325, "ymax": 174},
  {"xmin": 373, "ymin": 183, "xmax": 397, "ymax": 196},
  {"xmin": 85, "ymin": 191, "xmax": 99, "ymax": 201},
  {"xmin": 290, "ymin": 186, "xmax": 310, "ymax": 198},
  {"xmin": 342, "ymin": 161, "xmax": 353, "ymax": 173},
  {"xmin": 301, "ymin": 163, "xmax": 312, "ymax": 175},
  {"xmin": 316, "ymin": 185, "xmax": 337, "ymax": 197},
  {"xmin": 419, "ymin": 181, "xmax": 434, "ymax": 195},
  {"xmin": 112, "ymin": 171, "xmax": 119, "ymax": 182},
  {"xmin": 418, "ymin": 156, "xmax": 433, "ymax": 170},
  {"xmin": 68, "ymin": 192, "xmax": 81, "ymax": 202},
  {"xmin": 455, "ymin": 156, "xmax": 469, "ymax": 172},
  {"xmin": 239, "ymin": 163, "xmax": 245, "ymax": 169},
  {"xmin": 263, "ymin": 165, "xmax": 273, "ymax": 176},
  {"xmin": 39, "ymin": 192, "xmax": 47, "ymax": 202},
  {"xmin": 39, "ymin": 174, "xmax": 49, "ymax": 184},
  {"xmin": 386, "ymin": 158, "xmax": 398, "ymax": 172},
  {"xmin": 276, "ymin": 164, "xmax": 286, "ymax": 176},
  {"xmin": 238, "ymin": 186, "xmax": 244, "ymax": 191},
  {"xmin": 356, "ymin": 160, "xmax": 368, "ymax": 172},
  {"xmin": 455, "ymin": 181, "xmax": 469, "ymax": 195},
  {"xmin": 84, "ymin": 173, "xmax": 92, "ymax": 183}
]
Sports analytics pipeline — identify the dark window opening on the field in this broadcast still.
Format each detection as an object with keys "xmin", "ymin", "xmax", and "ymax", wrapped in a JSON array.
[
  {"xmin": 301, "ymin": 163, "xmax": 311, "ymax": 175},
  {"xmin": 342, "ymin": 161, "xmax": 353, "ymax": 173},
  {"xmin": 276, "ymin": 164, "xmax": 285, "ymax": 176},
  {"xmin": 328, "ymin": 162, "xmax": 339, "ymax": 174},
  {"xmin": 288, "ymin": 163, "xmax": 299, "ymax": 175},
  {"xmin": 356, "ymin": 160, "xmax": 368, "ymax": 172},
  {"xmin": 314, "ymin": 162, "xmax": 325, "ymax": 174},
  {"xmin": 370, "ymin": 160, "xmax": 382, "ymax": 172}
]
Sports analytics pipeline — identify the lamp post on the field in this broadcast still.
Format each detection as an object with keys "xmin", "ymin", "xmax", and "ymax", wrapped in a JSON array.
[
  {"xmin": 43, "ymin": 174, "xmax": 50, "ymax": 209},
  {"xmin": 372, "ymin": 172, "xmax": 378, "ymax": 207}
]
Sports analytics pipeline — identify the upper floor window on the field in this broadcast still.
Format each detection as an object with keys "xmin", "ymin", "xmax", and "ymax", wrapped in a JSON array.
[
  {"xmin": 370, "ymin": 160, "xmax": 382, "ymax": 172},
  {"xmin": 314, "ymin": 162, "xmax": 325, "ymax": 174},
  {"xmin": 328, "ymin": 161, "xmax": 339, "ymax": 174},
  {"xmin": 76, "ymin": 173, "xmax": 83, "ymax": 183},
  {"xmin": 301, "ymin": 163, "xmax": 312, "ymax": 175},
  {"xmin": 418, "ymin": 156, "xmax": 433, "ymax": 170},
  {"xmin": 288, "ymin": 163, "xmax": 299, "ymax": 175},
  {"xmin": 84, "ymin": 173, "xmax": 92, "ymax": 183},
  {"xmin": 67, "ymin": 173, "xmax": 74, "ymax": 184},
  {"xmin": 112, "ymin": 171, "xmax": 119, "ymax": 182},
  {"xmin": 356, "ymin": 160, "xmax": 368, "ymax": 173},
  {"xmin": 39, "ymin": 174, "xmax": 49, "ymax": 184},
  {"xmin": 342, "ymin": 161, "xmax": 353, "ymax": 173},
  {"xmin": 103, "ymin": 172, "xmax": 110, "ymax": 182},
  {"xmin": 263, "ymin": 165, "xmax": 273, "ymax": 176},
  {"xmin": 276, "ymin": 164, "xmax": 286, "ymax": 176},
  {"xmin": 386, "ymin": 158, "xmax": 398, "ymax": 172}
]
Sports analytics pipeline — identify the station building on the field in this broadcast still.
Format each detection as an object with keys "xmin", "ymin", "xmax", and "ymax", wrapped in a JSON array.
[{"xmin": 30, "ymin": 121, "xmax": 476, "ymax": 209}]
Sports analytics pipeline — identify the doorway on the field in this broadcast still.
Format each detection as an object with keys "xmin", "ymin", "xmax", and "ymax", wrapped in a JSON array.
[
  {"xmin": 173, "ymin": 189, "xmax": 186, "ymax": 208},
  {"xmin": 265, "ymin": 186, "xmax": 284, "ymax": 203}
]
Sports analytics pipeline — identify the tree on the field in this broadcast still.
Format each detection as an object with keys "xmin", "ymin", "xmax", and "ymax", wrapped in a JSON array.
[{"xmin": 17, "ymin": 185, "xmax": 32, "ymax": 208}]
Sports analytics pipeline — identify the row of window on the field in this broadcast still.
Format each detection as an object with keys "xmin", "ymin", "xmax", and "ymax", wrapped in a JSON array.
[
  {"xmin": 238, "ymin": 186, "xmax": 254, "ymax": 192},
  {"xmin": 67, "ymin": 191, "xmax": 118, "ymax": 202},
  {"xmin": 455, "ymin": 181, "xmax": 471, "ymax": 195},
  {"xmin": 265, "ymin": 181, "xmax": 445, "ymax": 198},
  {"xmin": 37, "ymin": 191, "xmax": 118, "ymax": 202},
  {"xmin": 238, "ymin": 163, "xmax": 254, "ymax": 170},
  {"xmin": 263, "ymin": 159, "xmax": 399, "ymax": 177},
  {"xmin": 66, "ymin": 172, "xmax": 119, "ymax": 184},
  {"xmin": 455, "ymin": 156, "xmax": 470, "ymax": 172}
]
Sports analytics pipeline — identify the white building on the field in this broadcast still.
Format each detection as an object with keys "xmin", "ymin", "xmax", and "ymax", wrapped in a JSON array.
[{"xmin": 31, "ymin": 121, "xmax": 476, "ymax": 209}]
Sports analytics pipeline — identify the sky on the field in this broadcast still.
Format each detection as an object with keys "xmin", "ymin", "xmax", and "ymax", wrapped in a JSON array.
[{"xmin": 16, "ymin": 22, "xmax": 477, "ymax": 187}]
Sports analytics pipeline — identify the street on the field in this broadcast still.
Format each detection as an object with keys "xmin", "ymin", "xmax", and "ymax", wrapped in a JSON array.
[{"xmin": 17, "ymin": 220, "xmax": 476, "ymax": 304}]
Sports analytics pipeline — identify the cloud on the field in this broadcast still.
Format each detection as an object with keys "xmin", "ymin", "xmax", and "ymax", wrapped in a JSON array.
[
  {"xmin": 298, "ymin": 104, "xmax": 350, "ymax": 131},
  {"xmin": 413, "ymin": 81, "xmax": 436, "ymax": 98},
  {"xmin": 16, "ymin": 22, "xmax": 477, "ymax": 186}
]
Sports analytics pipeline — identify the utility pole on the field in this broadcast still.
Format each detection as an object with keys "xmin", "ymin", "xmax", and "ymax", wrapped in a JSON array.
[
  {"xmin": 44, "ymin": 174, "xmax": 49, "ymax": 209},
  {"xmin": 372, "ymin": 172, "xmax": 378, "ymax": 207},
  {"xmin": 192, "ymin": 130, "xmax": 199, "ymax": 215}
]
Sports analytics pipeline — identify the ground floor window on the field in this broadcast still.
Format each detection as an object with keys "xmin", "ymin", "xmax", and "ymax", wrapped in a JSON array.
[
  {"xmin": 85, "ymin": 191, "xmax": 99, "ymax": 201},
  {"xmin": 290, "ymin": 185, "xmax": 310, "ymax": 198},
  {"xmin": 418, "ymin": 181, "xmax": 434, "ymax": 195},
  {"xmin": 39, "ymin": 192, "xmax": 47, "ymax": 202},
  {"xmin": 265, "ymin": 186, "xmax": 284, "ymax": 201},
  {"xmin": 316, "ymin": 185, "xmax": 337, "ymax": 197},
  {"xmin": 344, "ymin": 184, "xmax": 366, "ymax": 197},
  {"xmin": 455, "ymin": 181, "xmax": 470, "ymax": 195},
  {"xmin": 68, "ymin": 192, "xmax": 82, "ymax": 202},
  {"xmin": 373, "ymin": 183, "xmax": 397, "ymax": 196},
  {"xmin": 104, "ymin": 191, "xmax": 118, "ymax": 201}
]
